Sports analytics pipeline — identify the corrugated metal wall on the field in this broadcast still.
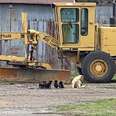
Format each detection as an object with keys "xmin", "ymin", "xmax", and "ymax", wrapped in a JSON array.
[
  {"xmin": 96, "ymin": 5, "xmax": 112, "ymax": 24},
  {"xmin": 0, "ymin": 4, "xmax": 113, "ymax": 68},
  {"xmin": 0, "ymin": 4, "xmax": 59, "ymax": 67},
  {"xmin": 0, "ymin": 4, "xmax": 112, "ymax": 32},
  {"xmin": 0, "ymin": 4, "xmax": 54, "ymax": 32}
]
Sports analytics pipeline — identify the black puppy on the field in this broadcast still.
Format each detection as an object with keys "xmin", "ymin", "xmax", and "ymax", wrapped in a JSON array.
[
  {"xmin": 45, "ymin": 81, "xmax": 52, "ymax": 89},
  {"xmin": 39, "ymin": 81, "xmax": 46, "ymax": 89},
  {"xmin": 59, "ymin": 81, "xmax": 64, "ymax": 88},
  {"xmin": 39, "ymin": 81, "xmax": 52, "ymax": 89},
  {"xmin": 54, "ymin": 80, "xmax": 59, "ymax": 88}
]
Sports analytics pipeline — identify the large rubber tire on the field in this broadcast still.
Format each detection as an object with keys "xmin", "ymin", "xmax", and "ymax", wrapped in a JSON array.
[{"xmin": 82, "ymin": 51, "xmax": 115, "ymax": 83}]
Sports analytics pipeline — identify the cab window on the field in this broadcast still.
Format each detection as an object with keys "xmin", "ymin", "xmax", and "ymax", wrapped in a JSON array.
[
  {"xmin": 61, "ymin": 8, "xmax": 79, "ymax": 44},
  {"xmin": 81, "ymin": 8, "xmax": 88, "ymax": 36}
]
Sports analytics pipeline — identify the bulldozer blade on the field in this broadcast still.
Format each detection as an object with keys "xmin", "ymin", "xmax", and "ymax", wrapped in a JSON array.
[{"xmin": 0, "ymin": 67, "xmax": 70, "ymax": 82}]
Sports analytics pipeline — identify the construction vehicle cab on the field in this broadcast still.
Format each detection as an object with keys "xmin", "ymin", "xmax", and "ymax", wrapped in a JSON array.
[
  {"xmin": 54, "ymin": 2, "xmax": 116, "ymax": 83},
  {"xmin": 55, "ymin": 2, "xmax": 95, "ymax": 51}
]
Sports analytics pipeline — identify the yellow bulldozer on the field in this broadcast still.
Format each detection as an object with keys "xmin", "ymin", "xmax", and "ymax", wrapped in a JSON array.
[
  {"xmin": 0, "ymin": 0, "xmax": 116, "ymax": 84},
  {"xmin": 54, "ymin": 1, "xmax": 116, "ymax": 83}
]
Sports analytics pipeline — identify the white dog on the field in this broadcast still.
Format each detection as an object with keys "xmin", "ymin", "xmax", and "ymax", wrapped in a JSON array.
[{"xmin": 72, "ymin": 75, "xmax": 86, "ymax": 88}]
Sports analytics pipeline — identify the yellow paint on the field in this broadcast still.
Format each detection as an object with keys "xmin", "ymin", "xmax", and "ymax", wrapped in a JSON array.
[
  {"xmin": 41, "ymin": 63, "xmax": 52, "ymax": 69},
  {"xmin": 21, "ymin": 12, "xmax": 28, "ymax": 45},
  {"xmin": 0, "ymin": 32, "xmax": 22, "ymax": 40},
  {"xmin": 27, "ymin": 61, "xmax": 52, "ymax": 69},
  {"xmin": 99, "ymin": 27, "xmax": 116, "ymax": 56},
  {"xmin": 90, "ymin": 59, "xmax": 108, "ymax": 78},
  {"xmin": 0, "ymin": 55, "xmax": 25, "ymax": 62},
  {"xmin": 55, "ymin": 2, "xmax": 96, "ymax": 51},
  {"xmin": 28, "ymin": 29, "xmax": 58, "ymax": 48}
]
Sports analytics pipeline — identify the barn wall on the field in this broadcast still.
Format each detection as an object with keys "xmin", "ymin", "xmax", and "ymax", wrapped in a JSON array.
[
  {"xmin": 0, "ymin": 4, "xmax": 54, "ymax": 32},
  {"xmin": 0, "ymin": 4, "xmax": 113, "ymax": 68},
  {"xmin": 96, "ymin": 5, "xmax": 112, "ymax": 24},
  {"xmin": 0, "ymin": 4, "xmax": 113, "ymax": 32},
  {"xmin": 0, "ymin": 5, "xmax": 113, "ymax": 34},
  {"xmin": 0, "ymin": 4, "xmax": 57, "ymax": 66}
]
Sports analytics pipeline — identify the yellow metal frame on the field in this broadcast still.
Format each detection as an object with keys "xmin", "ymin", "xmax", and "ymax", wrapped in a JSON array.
[
  {"xmin": 54, "ymin": 2, "xmax": 96, "ymax": 51},
  {"xmin": 90, "ymin": 59, "xmax": 108, "ymax": 78},
  {"xmin": 99, "ymin": 26, "xmax": 116, "ymax": 56}
]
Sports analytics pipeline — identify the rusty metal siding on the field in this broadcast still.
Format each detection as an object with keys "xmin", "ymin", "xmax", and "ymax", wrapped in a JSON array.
[
  {"xmin": 0, "ymin": 4, "xmax": 54, "ymax": 32},
  {"xmin": 0, "ymin": 4, "xmax": 113, "ymax": 32},
  {"xmin": 0, "ymin": 4, "xmax": 60, "ymax": 67},
  {"xmin": 96, "ymin": 5, "xmax": 112, "ymax": 24},
  {"xmin": 0, "ymin": 4, "xmax": 113, "ymax": 68},
  {"xmin": 0, "ymin": 4, "xmax": 54, "ymax": 57},
  {"xmin": 0, "ymin": 0, "xmax": 73, "ymax": 4}
]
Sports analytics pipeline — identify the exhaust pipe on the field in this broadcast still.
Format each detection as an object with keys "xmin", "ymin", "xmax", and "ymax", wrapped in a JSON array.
[{"xmin": 110, "ymin": 0, "xmax": 116, "ymax": 26}]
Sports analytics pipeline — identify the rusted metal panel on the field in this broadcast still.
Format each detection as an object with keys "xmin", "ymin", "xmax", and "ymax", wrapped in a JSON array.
[
  {"xmin": 0, "ymin": 0, "xmax": 73, "ymax": 4},
  {"xmin": 96, "ymin": 5, "xmax": 112, "ymax": 24},
  {"xmin": 0, "ymin": 67, "xmax": 70, "ymax": 82},
  {"xmin": 0, "ymin": 4, "xmax": 59, "ymax": 68},
  {"xmin": 0, "ymin": 4, "xmax": 56, "ymax": 64}
]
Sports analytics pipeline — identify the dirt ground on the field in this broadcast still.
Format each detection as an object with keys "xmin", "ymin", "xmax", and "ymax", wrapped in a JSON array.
[{"xmin": 0, "ymin": 82, "xmax": 116, "ymax": 116}]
